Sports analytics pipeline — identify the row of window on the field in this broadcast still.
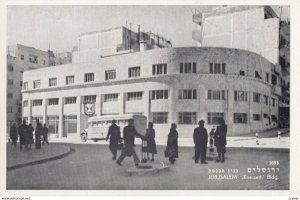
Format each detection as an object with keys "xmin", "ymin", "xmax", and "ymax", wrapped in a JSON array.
[
  {"xmin": 151, "ymin": 112, "xmax": 274, "ymax": 125},
  {"xmin": 24, "ymin": 62, "xmax": 279, "ymax": 90},
  {"xmin": 22, "ymin": 90, "xmax": 277, "ymax": 107}
]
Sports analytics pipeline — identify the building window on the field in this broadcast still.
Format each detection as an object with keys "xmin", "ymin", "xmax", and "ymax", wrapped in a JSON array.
[
  {"xmin": 7, "ymin": 79, "xmax": 13, "ymax": 85},
  {"xmin": 178, "ymin": 89, "xmax": 197, "ymax": 99},
  {"xmin": 178, "ymin": 112, "xmax": 197, "ymax": 124},
  {"xmin": 180, "ymin": 63, "xmax": 196, "ymax": 73},
  {"xmin": 18, "ymin": 106, "xmax": 22, "ymax": 113},
  {"xmin": 84, "ymin": 73, "xmax": 94, "ymax": 82},
  {"xmin": 128, "ymin": 67, "xmax": 141, "ymax": 78},
  {"xmin": 8, "ymin": 64, "xmax": 14, "ymax": 71},
  {"xmin": 29, "ymin": 54, "xmax": 38, "ymax": 63},
  {"xmin": 266, "ymin": 73, "xmax": 269, "ymax": 83},
  {"xmin": 151, "ymin": 90, "xmax": 168, "ymax": 100},
  {"xmin": 207, "ymin": 112, "xmax": 224, "ymax": 125},
  {"xmin": 32, "ymin": 116, "xmax": 43, "ymax": 128},
  {"xmin": 49, "ymin": 78, "xmax": 57, "ymax": 87},
  {"xmin": 32, "ymin": 99, "xmax": 43, "ymax": 106},
  {"xmin": 263, "ymin": 95, "xmax": 269, "ymax": 105},
  {"xmin": 23, "ymin": 82, "xmax": 28, "ymax": 90},
  {"xmin": 271, "ymin": 98, "xmax": 276, "ymax": 107},
  {"xmin": 105, "ymin": 70, "xmax": 116, "ymax": 80},
  {"xmin": 7, "ymin": 106, "xmax": 13, "ymax": 113},
  {"xmin": 23, "ymin": 100, "xmax": 28, "ymax": 107},
  {"xmin": 20, "ymin": 54, "xmax": 24, "ymax": 60},
  {"xmin": 20, "ymin": 81, "xmax": 23, "ymax": 87},
  {"xmin": 253, "ymin": 92, "xmax": 261, "ymax": 103},
  {"xmin": 255, "ymin": 71, "xmax": 262, "ymax": 79},
  {"xmin": 234, "ymin": 113, "xmax": 247, "ymax": 123},
  {"xmin": 104, "ymin": 94, "xmax": 118, "ymax": 102},
  {"xmin": 253, "ymin": 114, "xmax": 261, "ymax": 121},
  {"xmin": 234, "ymin": 91, "xmax": 248, "ymax": 101},
  {"xmin": 7, "ymin": 93, "xmax": 13, "ymax": 99},
  {"xmin": 208, "ymin": 90, "xmax": 225, "ymax": 100},
  {"xmin": 48, "ymin": 98, "xmax": 59, "ymax": 105},
  {"xmin": 152, "ymin": 112, "xmax": 168, "ymax": 124},
  {"xmin": 240, "ymin": 70, "xmax": 245, "ymax": 76},
  {"xmin": 33, "ymin": 80, "xmax": 41, "ymax": 89},
  {"xmin": 48, "ymin": 116, "xmax": 59, "ymax": 135},
  {"xmin": 66, "ymin": 75, "xmax": 75, "ymax": 85},
  {"xmin": 271, "ymin": 74, "xmax": 277, "ymax": 85},
  {"xmin": 64, "ymin": 115, "xmax": 77, "ymax": 134},
  {"xmin": 127, "ymin": 92, "xmax": 143, "ymax": 101},
  {"xmin": 83, "ymin": 95, "xmax": 96, "ymax": 103},
  {"xmin": 209, "ymin": 63, "xmax": 226, "ymax": 74},
  {"xmin": 65, "ymin": 97, "xmax": 77, "ymax": 104},
  {"xmin": 152, "ymin": 64, "xmax": 167, "ymax": 75}
]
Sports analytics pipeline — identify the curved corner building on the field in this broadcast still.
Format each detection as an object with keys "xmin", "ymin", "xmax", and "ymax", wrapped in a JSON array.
[{"xmin": 22, "ymin": 47, "xmax": 281, "ymax": 139}]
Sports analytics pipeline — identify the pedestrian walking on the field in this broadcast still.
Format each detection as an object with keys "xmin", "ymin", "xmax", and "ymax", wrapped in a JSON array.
[
  {"xmin": 35, "ymin": 119, "xmax": 43, "ymax": 149},
  {"xmin": 165, "ymin": 123, "xmax": 178, "ymax": 164},
  {"xmin": 116, "ymin": 119, "xmax": 146, "ymax": 166},
  {"xmin": 106, "ymin": 119, "xmax": 121, "ymax": 160},
  {"xmin": 18, "ymin": 120, "xmax": 28, "ymax": 151},
  {"xmin": 42, "ymin": 124, "xmax": 49, "ymax": 145},
  {"xmin": 9, "ymin": 123, "xmax": 18, "ymax": 147},
  {"xmin": 209, "ymin": 126, "xmax": 215, "ymax": 152},
  {"xmin": 214, "ymin": 119, "xmax": 227, "ymax": 163},
  {"xmin": 28, "ymin": 124, "xmax": 34, "ymax": 149},
  {"xmin": 193, "ymin": 120, "xmax": 208, "ymax": 164},
  {"xmin": 145, "ymin": 122, "xmax": 157, "ymax": 161}
]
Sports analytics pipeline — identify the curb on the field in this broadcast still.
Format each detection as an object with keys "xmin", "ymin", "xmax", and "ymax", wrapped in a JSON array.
[{"xmin": 7, "ymin": 147, "xmax": 74, "ymax": 171}]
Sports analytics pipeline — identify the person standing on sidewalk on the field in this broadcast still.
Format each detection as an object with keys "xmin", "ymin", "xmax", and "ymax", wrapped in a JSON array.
[
  {"xmin": 116, "ymin": 119, "xmax": 146, "ymax": 166},
  {"xmin": 42, "ymin": 124, "xmax": 49, "ymax": 145},
  {"xmin": 106, "ymin": 119, "xmax": 121, "ymax": 160},
  {"xmin": 145, "ymin": 122, "xmax": 157, "ymax": 162},
  {"xmin": 35, "ymin": 119, "xmax": 43, "ymax": 149},
  {"xmin": 18, "ymin": 120, "xmax": 28, "ymax": 151},
  {"xmin": 9, "ymin": 123, "xmax": 18, "ymax": 147},
  {"xmin": 214, "ymin": 119, "xmax": 227, "ymax": 163},
  {"xmin": 193, "ymin": 120, "xmax": 208, "ymax": 164},
  {"xmin": 28, "ymin": 124, "xmax": 34, "ymax": 149},
  {"xmin": 165, "ymin": 123, "xmax": 179, "ymax": 165}
]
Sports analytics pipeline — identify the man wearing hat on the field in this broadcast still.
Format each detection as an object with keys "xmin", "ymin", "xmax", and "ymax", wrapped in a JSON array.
[
  {"xmin": 214, "ymin": 119, "xmax": 227, "ymax": 163},
  {"xmin": 106, "ymin": 119, "xmax": 121, "ymax": 160},
  {"xmin": 193, "ymin": 120, "xmax": 208, "ymax": 164}
]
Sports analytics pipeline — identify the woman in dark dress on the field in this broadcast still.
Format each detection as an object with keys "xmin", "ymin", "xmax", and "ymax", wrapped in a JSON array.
[
  {"xmin": 165, "ymin": 123, "xmax": 178, "ymax": 164},
  {"xmin": 145, "ymin": 122, "xmax": 157, "ymax": 161}
]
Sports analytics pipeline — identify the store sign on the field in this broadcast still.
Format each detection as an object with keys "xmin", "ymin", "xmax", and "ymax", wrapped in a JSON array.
[{"xmin": 84, "ymin": 102, "xmax": 95, "ymax": 116}]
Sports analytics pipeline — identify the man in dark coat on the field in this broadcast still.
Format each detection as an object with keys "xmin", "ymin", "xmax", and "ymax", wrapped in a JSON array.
[
  {"xmin": 35, "ymin": 119, "xmax": 43, "ymax": 149},
  {"xmin": 106, "ymin": 119, "xmax": 121, "ymax": 160},
  {"xmin": 116, "ymin": 119, "xmax": 145, "ymax": 166},
  {"xmin": 165, "ymin": 123, "xmax": 179, "ymax": 164},
  {"xmin": 214, "ymin": 119, "xmax": 227, "ymax": 163},
  {"xmin": 193, "ymin": 120, "xmax": 208, "ymax": 164},
  {"xmin": 18, "ymin": 120, "xmax": 28, "ymax": 150},
  {"xmin": 42, "ymin": 123, "xmax": 49, "ymax": 145},
  {"xmin": 10, "ymin": 123, "xmax": 18, "ymax": 147}
]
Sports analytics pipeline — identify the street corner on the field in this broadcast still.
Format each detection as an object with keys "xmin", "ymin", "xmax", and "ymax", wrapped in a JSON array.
[{"xmin": 7, "ymin": 142, "xmax": 72, "ymax": 170}]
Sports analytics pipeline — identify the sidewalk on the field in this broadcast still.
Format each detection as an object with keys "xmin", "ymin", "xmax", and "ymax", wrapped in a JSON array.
[{"xmin": 7, "ymin": 143, "xmax": 72, "ymax": 170}]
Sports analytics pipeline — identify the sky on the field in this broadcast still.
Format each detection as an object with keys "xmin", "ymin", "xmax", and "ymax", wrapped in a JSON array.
[{"xmin": 7, "ymin": 5, "xmax": 290, "ymax": 53}]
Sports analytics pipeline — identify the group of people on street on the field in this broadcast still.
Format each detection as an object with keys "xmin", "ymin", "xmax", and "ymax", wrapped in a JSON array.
[
  {"xmin": 106, "ymin": 117, "xmax": 227, "ymax": 167},
  {"xmin": 9, "ymin": 119, "xmax": 50, "ymax": 150},
  {"xmin": 193, "ymin": 119, "xmax": 227, "ymax": 164}
]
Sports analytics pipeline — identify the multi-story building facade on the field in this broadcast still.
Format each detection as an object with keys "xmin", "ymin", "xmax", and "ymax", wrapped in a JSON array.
[
  {"xmin": 192, "ymin": 6, "xmax": 289, "ymax": 127},
  {"xmin": 22, "ymin": 47, "xmax": 280, "ymax": 139},
  {"xmin": 7, "ymin": 44, "xmax": 55, "ymax": 130}
]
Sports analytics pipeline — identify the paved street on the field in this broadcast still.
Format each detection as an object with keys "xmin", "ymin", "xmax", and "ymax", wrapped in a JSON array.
[{"xmin": 7, "ymin": 143, "xmax": 289, "ymax": 190}]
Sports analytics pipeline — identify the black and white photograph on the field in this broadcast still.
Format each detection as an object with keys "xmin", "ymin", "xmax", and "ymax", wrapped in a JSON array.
[{"xmin": 1, "ymin": 1, "xmax": 299, "ymax": 196}]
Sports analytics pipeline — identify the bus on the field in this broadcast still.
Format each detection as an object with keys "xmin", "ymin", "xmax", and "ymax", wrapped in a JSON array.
[{"xmin": 80, "ymin": 114, "xmax": 147, "ymax": 142}]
